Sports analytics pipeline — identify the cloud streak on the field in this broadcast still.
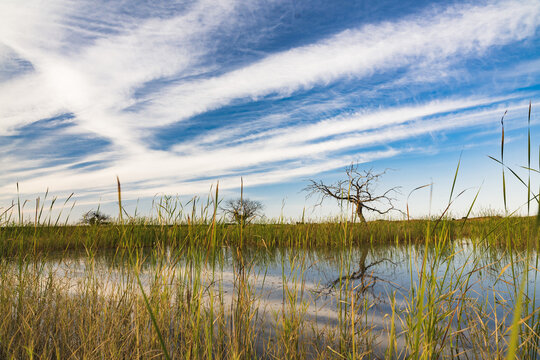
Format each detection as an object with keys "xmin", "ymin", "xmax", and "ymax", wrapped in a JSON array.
[
  {"xmin": 135, "ymin": 0, "xmax": 540, "ymax": 126},
  {"xmin": 0, "ymin": 0, "xmax": 539, "ymax": 218}
]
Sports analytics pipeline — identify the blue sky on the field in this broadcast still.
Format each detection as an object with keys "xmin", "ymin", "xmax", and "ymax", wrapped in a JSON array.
[{"xmin": 0, "ymin": 0, "xmax": 539, "ymax": 221}]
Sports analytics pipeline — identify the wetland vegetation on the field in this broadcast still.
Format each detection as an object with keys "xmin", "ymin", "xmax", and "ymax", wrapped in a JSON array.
[{"xmin": 0, "ymin": 198, "xmax": 538, "ymax": 359}]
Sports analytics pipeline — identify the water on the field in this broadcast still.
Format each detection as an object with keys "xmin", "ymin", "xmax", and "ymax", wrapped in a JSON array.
[{"xmin": 20, "ymin": 239, "xmax": 540, "ymax": 355}]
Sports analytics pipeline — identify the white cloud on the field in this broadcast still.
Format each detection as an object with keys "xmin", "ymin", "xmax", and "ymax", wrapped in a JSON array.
[
  {"xmin": 0, "ymin": 0, "xmax": 538, "ymax": 218},
  {"xmin": 1, "ymin": 98, "xmax": 533, "ymax": 201},
  {"xmin": 134, "ymin": 0, "xmax": 540, "ymax": 127},
  {"xmin": 0, "ymin": 0, "xmax": 240, "ymax": 140}
]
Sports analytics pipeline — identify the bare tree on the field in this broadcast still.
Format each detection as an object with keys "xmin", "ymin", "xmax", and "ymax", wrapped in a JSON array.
[
  {"xmin": 305, "ymin": 164, "xmax": 400, "ymax": 223},
  {"xmin": 222, "ymin": 198, "xmax": 264, "ymax": 225}
]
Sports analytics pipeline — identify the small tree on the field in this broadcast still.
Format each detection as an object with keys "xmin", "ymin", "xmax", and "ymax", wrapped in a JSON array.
[
  {"xmin": 222, "ymin": 198, "xmax": 263, "ymax": 225},
  {"xmin": 305, "ymin": 164, "xmax": 400, "ymax": 224},
  {"xmin": 81, "ymin": 210, "xmax": 111, "ymax": 225}
]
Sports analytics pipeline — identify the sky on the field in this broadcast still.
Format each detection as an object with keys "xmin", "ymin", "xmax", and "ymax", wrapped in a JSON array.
[{"xmin": 0, "ymin": 0, "xmax": 539, "ymax": 222}]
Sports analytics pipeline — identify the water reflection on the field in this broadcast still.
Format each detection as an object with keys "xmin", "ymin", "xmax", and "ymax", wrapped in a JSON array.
[{"xmin": 15, "ymin": 240, "xmax": 538, "ymax": 338}]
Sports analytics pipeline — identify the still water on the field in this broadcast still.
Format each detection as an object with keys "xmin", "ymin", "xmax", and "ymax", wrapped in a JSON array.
[{"xmin": 31, "ymin": 239, "xmax": 540, "ymax": 354}]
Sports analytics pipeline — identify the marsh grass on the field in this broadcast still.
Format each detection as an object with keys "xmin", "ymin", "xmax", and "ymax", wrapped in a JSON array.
[
  {"xmin": 0, "ymin": 216, "xmax": 538, "ymax": 359},
  {"xmin": 0, "ymin": 215, "xmax": 537, "ymax": 258}
]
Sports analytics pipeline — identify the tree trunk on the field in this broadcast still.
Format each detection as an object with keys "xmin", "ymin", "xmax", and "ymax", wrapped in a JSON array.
[{"xmin": 356, "ymin": 204, "xmax": 367, "ymax": 224}]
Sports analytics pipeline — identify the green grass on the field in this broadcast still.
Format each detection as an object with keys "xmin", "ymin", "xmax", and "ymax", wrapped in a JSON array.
[
  {"xmin": 0, "ymin": 215, "xmax": 538, "ymax": 257},
  {"xmin": 0, "ymin": 220, "xmax": 537, "ymax": 359}
]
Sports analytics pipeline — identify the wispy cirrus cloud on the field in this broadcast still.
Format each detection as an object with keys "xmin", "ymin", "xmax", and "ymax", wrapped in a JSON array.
[
  {"xmin": 0, "ymin": 97, "xmax": 534, "ymax": 201},
  {"xmin": 133, "ymin": 0, "xmax": 540, "ymax": 127},
  {"xmin": 0, "ymin": 0, "xmax": 539, "ymax": 217}
]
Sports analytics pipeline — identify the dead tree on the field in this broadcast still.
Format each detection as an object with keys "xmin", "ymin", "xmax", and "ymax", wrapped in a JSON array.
[{"xmin": 305, "ymin": 164, "xmax": 400, "ymax": 224}]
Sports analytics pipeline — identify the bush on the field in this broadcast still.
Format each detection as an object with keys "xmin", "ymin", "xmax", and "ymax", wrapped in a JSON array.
[{"xmin": 81, "ymin": 210, "xmax": 111, "ymax": 225}]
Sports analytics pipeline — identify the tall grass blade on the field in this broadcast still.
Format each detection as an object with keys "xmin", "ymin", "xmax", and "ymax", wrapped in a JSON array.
[
  {"xmin": 17, "ymin": 182, "xmax": 21, "ymax": 224},
  {"xmin": 528, "ymin": 101, "xmax": 531, "ymax": 215},
  {"xmin": 460, "ymin": 183, "xmax": 482, "ymax": 231},
  {"xmin": 0, "ymin": 204, "xmax": 15, "ymax": 220},
  {"xmin": 135, "ymin": 272, "xmax": 171, "ymax": 360},
  {"xmin": 505, "ymin": 275, "xmax": 526, "ymax": 360},
  {"xmin": 537, "ymin": 201, "xmax": 540, "ymax": 228},
  {"xmin": 386, "ymin": 292, "xmax": 396, "ymax": 359},
  {"xmin": 35, "ymin": 197, "xmax": 39, "ymax": 227},
  {"xmin": 489, "ymin": 157, "xmax": 539, "ymax": 205},
  {"xmin": 406, "ymin": 184, "xmax": 431, "ymax": 221},
  {"xmin": 449, "ymin": 151, "xmax": 462, "ymax": 205},
  {"xmin": 501, "ymin": 110, "xmax": 508, "ymax": 213},
  {"xmin": 117, "ymin": 176, "xmax": 123, "ymax": 225}
]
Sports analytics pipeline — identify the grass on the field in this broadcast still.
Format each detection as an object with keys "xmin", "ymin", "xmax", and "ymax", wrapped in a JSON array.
[
  {"xmin": 0, "ymin": 215, "xmax": 538, "ymax": 359},
  {"xmin": 0, "ymin": 215, "xmax": 537, "ymax": 257}
]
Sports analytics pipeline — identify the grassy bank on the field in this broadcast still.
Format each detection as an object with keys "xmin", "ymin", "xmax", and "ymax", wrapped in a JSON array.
[{"xmin": 0, "ymin": 215, "xmax": 538, "ymax": 256}]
